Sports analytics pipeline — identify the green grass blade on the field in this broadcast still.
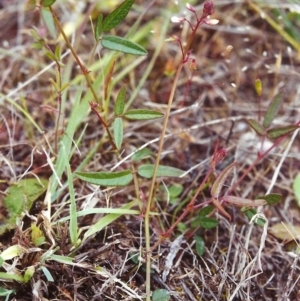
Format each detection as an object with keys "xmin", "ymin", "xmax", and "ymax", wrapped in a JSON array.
[
  {"xmin": 61, "ymin": 142, "xmax": 78, "ymax": 246},
  {"xmin": 83, "ymin": 200, "xmax": 138, "ymax": 241}
]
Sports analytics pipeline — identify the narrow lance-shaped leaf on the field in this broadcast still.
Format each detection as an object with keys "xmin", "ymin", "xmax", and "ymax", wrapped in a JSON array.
[
  {"xmin": 75, "ymin": 170, "xmax": 132, "ymax": 186},
  {"xmin": 45, "ymin": 50, "xmax": 57, "ymax": 62},
  {"xmin": 124, "ymin": 109, "xmax": 163, "ymax": 120},
  {"xmin": 115, "ymin": 85, "xmax": 126, "ymax": 116},
  {"xmin": 211, "ymin": 162, "xmax": 236, "ymax": 199},
  {"xmin": 247, "ymin": 119, "xmax": 265, "ymax": 136},
  {"xmin": 102, "ymin": 0, "xmax": 135, "ymax": 32},
  {"xmin": 41, "ymin": 7, "xmax": 56, "ymax": 40},
  {"xmin": 41, "ymin": 266, "xmax": 54, "ymax": 282},
  {"xmin": 102, "ymin": 36, "xmax": 147, "ymax": 56},
  {"xmin": 263, "ymin": 92, "xmax": 283, "ymax": 128},
  {"xmin": 222, "ymin": 195, "xmax": 267, "ymax": 207},
  {"xmin": 0, "ymin": 272, "xmax": 24, "ymax": 283},
  {"xmin": 113, "ymin": 117, "xmax": 123, "ymax": 150},
  {"xmin": 54, "ymin": 45, "xmax": 61, "ymax": 60},
  {"xmin": 94, "ymin": 14, "xmax": 103, "ymax": 40},
  {"xmin": 267, "ymin": 125, "xmax": 299, "ymax": 139},
  {"xmin": 83, "ymin": 200, "xmax": 137, "ymax": 241},
  {"xmin": 138, "ymin": 164, "xmax": 185, "ymax": 178}
]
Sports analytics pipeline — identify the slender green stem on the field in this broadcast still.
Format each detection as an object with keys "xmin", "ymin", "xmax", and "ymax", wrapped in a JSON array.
[
  {"xmin": 144, "ymin": 14, "xmax": 205, "ymax": 300},
  {"xmin": 144, "ymin": 63, "xmax": 183, "ymax": 300}
]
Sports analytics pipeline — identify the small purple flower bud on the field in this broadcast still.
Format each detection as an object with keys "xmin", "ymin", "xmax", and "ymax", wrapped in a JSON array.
[{"xmin": 203, "ymin": 1, "xmax": 214, "ymax": 17}]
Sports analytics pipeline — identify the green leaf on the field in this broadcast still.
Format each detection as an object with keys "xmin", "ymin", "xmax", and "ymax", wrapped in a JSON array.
[
  {"xmin": 115, "ymin": 85, "xmax": 126, "ymax": 116},
  {"xmin": 256, "ymin": 193, "xmax": 282, "ymax": 205},
  {"xmin": 45, "ymin": 50, "xmax": 56, "ymax": 61},
  {"xmin": 211, "ymin": 162, "xmax": 236, "ymax": 199},
  {"xmin": 54, "ymin": 45, "xmax": 61, "ymax": 60},
  {"xmin": 194, "ymin": 235, "xmax": 205, "ymax": 256},
  {"xmin": 132, "ymin": 147, "xmax": 153, "ymax": 161},
  {"xmin": 0, "ymin": 178, "xmax": 48, "ymax": 235},
  {"xmin": 168, "ymin": 184, "xmax": 183, "ymax": 198},
  {"xmin": 31, "ymin": 224, "xmax": 45, "ymax": 246},
  {"xmin": 137, "ymin": 164, "xmax": 185, "ymax": 178},
  {"xmin": 263, "ymin": 92, "xmax": 283, "ymax": 128},
  {"xmin": 293, "ymin": 173, "xmax": 300, "ymax": 206},
  {"xmin": 199, "ymin": 217, "xmax": 218, "ymax": 229},
  {"xmin": 177, "ymin": 222, "xmax": 187, "ymax": 233},
  {"xmin": 41, "ymin": 7, "xmax": 56, "ymax": 40},
  {"xmin": 130, "ymin": 253, "xmax": 139, "ymax": 264},
  {"xmin": 242, "ymin": 208, "xmax": 266, "ymax": 226},
  {"xmin": 247, "ymin": 119, "xmax": 265, "ymax": 136},
  {"xmin": 102, "ymin": 0, "xmax": 135, "ymax": 32},
  {"xmin": 49, "ymin": 254, "xmax": 74, "ymax": 265},
  {"xmin": 0, "ymin": 287, "xmax": 15, "ymax": 297},
  {"xmin": 75, "ymin": 170, "xmax": 132, "ymax": 186},
  {"xmin": 152, "ymin": 289, "xmax": 170, "ymax": 301},
  {"xmin": 41, "ymin": 266, "xmax": 54, "ymax": 282},
  {"xmin": 124, "ymin": 109, "xmax": 163, "ymax": 120},
  {"xmin": 41, "ymin": 0, "xmax": 56, "ymax": 7},
  {"xmin": 199, "ymin": 205, "xmax": 214, "ymax": 217},
  {"xmin": 113, "ymin": 117, "xmax": 123, "ymax": 150},
  {"xmin": 0, "ymin": 245, "xmax": 27, "ymax": 261},
  {"xmin": 94, "ymin": 14, "xmax": 103, "ymax": 40},
  {"xmin": 0, "ymin": 272, "xmax": 24, "ymax": 283},
  {"xmin": 267, "ymin": 125, "xmax": 299, "ymax": 139},
  {"xmin": 23, "ymin": 266, "xmax": 35, "ymax": 283},
  {"xmin": 102, "ymin": 35, "xmax": 147, "ymax": 56},
  {"xmin": 4, "ymin": 178, "xmax": 48, "ymax": 216}
]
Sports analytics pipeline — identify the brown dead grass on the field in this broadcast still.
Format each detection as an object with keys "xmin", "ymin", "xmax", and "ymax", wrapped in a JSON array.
[{"xmin": 1, "ymin": 0, "xmax": 300, "ymax": 300}]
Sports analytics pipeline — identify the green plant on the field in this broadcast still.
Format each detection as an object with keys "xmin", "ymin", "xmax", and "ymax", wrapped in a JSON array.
[
  {"xmin": 0, "ymin": 178, "xmax": 48, "ymax": 235},
  {"xmin": 0, "ymin": 0, "xmax": 159, "ymax": 294},
  {"xmin": 1, "ymin": 0, "xmax": 299, "ymax": 300}
]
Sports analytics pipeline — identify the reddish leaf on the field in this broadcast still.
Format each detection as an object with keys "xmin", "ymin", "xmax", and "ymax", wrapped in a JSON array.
[{"xmin": 223, "ymin": 195, "xmax": 266, "ymax": 207}]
